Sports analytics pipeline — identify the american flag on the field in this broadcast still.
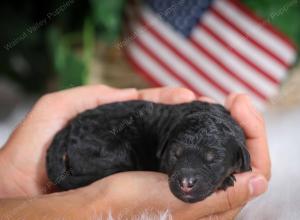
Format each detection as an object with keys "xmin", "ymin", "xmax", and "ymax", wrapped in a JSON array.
[{"xmin": 124, "ymin": 0, "xmax": 297, "ymax": 110}]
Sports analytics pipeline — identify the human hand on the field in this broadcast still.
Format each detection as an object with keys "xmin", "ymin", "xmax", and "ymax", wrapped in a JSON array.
[
  {"xmin": 0, "ymin": 86, "xmax": 270, "ymax": 220},
  {"xmin": 75, "ymin": 93, "xmax": 271, "ymax": 220},
  {"xmin": 0, "ymin": 85, "xmax": 196, "ymax": 197}
]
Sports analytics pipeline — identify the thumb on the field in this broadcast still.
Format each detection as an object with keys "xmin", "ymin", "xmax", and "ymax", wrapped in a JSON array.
[
  {"xmin": 207, "ymin": 172, "xmax": 267, "ymax": 214},
  {"xmin": 187, "ymin": 172, "xmax": 268, "ymax": 217}
]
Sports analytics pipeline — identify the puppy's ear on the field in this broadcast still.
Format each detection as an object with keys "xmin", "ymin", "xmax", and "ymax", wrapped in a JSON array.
[
  {"xmin": 156, "ymin": 117, "xmax": 181, "ymax": 159},
  {"xmin": 237, "ymin": 145, "xmax": 252, "ymax": 172}
]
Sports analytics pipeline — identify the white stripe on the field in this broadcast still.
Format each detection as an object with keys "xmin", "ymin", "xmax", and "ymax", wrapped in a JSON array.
[
  {"xmin": 192, "ymin": 28, "xmax": 278, "ymax": 97},
  {"xmin": 142, "ymin": 7, "xmax": 274, "ymax": 100},
  {"xmin": 187, "ymin": 35, "xmax": 267, "ymax": 108},
  {"xmin": 130, "ymin": 36, "xmax": 267, "ymax": 109},
  {"xmin": 204, "ymin": 12, "xmax": 286, "ymax": 79},
  {"xmin": 134, "ymin": 23, "xmax": 225, "ymax": 101},
  {"xmin": 142, "ymin": 8, "xmax": 276, "ymax": 110},
  {"xmin": 215, "ymin": 0, "xmax": 296, "ymax": 64},
  {"xmin": 251, "ymin": 98, "xmax": 266, "ymax": 111},
  {"xmin": 136, "ymin": 25, "xmax": 264, "ymax": 103},
  {"xmin": 127, "ymin": 43, "xmax": 183, "ymax": 86}
]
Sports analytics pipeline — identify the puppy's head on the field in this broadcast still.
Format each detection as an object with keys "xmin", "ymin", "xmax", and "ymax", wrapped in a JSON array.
[{"xmin": 158, "ymin": 107, "xmax": 250, "ymax": 203}]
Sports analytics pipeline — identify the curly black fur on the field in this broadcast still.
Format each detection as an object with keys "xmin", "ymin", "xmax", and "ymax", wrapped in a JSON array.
[{"xmin": 46, "ymin": 100, "xmax": 251, "ymax": 203}]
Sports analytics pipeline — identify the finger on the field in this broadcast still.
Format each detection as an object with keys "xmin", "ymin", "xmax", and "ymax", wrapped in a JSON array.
[
  {"xmin": 138, "ymin": 87, "xmax": 196, "ymax": 104},
  {"xmin": 2, "ymin": 85, "xmax": 138, "ymax": 192},
  {"xmin": 197, "ymin": 97, "xmax": 217, "ymax": 104},
  {"xmin": 229, "ymin": 94, "xmax": 271, "ymax": 180},
  {"xmin": 33, "ymin": 85, "xmax": 138, "ymax": 121},
  {"xmin": 225, "ymin": 93, "xmax": 239, "ymax": 109},
  {"xmin": 11, "ymin": 85, "xmax": 138, "ymax": 150},
  {"xmin": 185, "ymin": 172, "xmax": 268, "ymax": 217}
]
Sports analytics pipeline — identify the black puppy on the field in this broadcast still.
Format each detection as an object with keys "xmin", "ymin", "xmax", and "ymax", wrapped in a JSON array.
[{"xmin": 46, "ymin": 100, "xmax": 251, "ymax": 203}]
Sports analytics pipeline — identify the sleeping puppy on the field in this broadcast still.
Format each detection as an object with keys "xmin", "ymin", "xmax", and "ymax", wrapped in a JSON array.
[{"xmin": 46, "ymin": 100, "xmax": 251, "ymax": 203}]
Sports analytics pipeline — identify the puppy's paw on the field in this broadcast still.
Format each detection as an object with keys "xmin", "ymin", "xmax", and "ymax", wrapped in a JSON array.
[{"xmin": 218, "ymin": 174, "xmax": 236, "ymax": 191}]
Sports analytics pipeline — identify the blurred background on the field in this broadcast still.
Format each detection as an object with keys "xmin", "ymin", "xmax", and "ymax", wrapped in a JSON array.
[{"xmin": 0, "ymin": 0, "xmax": 299, "ymax": 219}]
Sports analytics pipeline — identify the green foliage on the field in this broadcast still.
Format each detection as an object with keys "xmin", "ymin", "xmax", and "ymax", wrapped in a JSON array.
[
  {"xmin": 242, "ymin": 0, "xmax": 300, "ymax": 51},
  {"xmin": 90, "ymin": 0, "xmax": 126, "ymax": 43},
  {"xmin": 46, "ymin": 0, "xmax": 126, "ymax": 89},
  {"xmin": 1, "ymin": 0, "xmax": 126, "ymax": 91},
  {"xmin": 47, "ymin": 18, "xmax": 94, "ymax": 89}
]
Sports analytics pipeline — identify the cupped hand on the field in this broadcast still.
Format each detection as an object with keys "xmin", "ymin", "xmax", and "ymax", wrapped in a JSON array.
[
  {"xmin": 78, "ymin": 93, "xmax": 271, "ymax": 220},
  {"xmin": 0, "ymin": 86, "xmax": 270, "ymax": 220},
  {"xmin": 0, "ymin": 85, "xmax": 196, "ymax": 197}
]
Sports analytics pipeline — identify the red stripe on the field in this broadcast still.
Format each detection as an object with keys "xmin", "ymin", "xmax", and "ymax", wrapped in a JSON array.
[
  {"xmin": 190, "ymin": 37, "xmax": 268, "ymax": 101},
  {"xmin": 124, "ymin": 25, "xmax": 163, "ymax": 87},
  {"xmin": 228, "ymin": 0, "xmax": 297, "ymax": 50},
  {"xmin": 133, "ymin": 37, "xmax": 203, "ymax": 96},
  {"xmin": 201, "ymin": 23, "xmax": 280, "ymax": 84},
  {"xmin": 124, "ymin": 49, "xmax": 163, "ymax": 87},
  {"xmin": 139, "ymin": 17, "xmax": 230, "ymax": 96},
  {"xmin": 211, "ymin": 7, "xmax": 289, "ymax": 68}
]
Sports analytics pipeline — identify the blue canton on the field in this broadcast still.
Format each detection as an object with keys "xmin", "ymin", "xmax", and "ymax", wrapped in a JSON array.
[{"xmin": 145, "ymin": 0, "xmax": 214, "ymax": 37}]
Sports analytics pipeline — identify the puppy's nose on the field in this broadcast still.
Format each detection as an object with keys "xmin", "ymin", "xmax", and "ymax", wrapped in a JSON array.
[{"xmin": 180, "ymin": 177, "xmax": 197, "ymax": 193}]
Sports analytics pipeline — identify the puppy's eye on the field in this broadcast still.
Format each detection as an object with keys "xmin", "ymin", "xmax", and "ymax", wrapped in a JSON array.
[
  {"xmin": 174, "ymin": 148, "xmax": 183, "ymax": 159},
  {"xmin": 205, "ymin": 151, "xmax": 215, "ymax": 162}
]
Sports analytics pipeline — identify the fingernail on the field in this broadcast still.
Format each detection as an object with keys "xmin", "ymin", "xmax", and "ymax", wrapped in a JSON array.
[
  {"xmin": 174, "ymin": 92, "xmax": 196, "ymax": 102},
  {"xmin": 198, "ymin": 97, "xmax": 217, "ymax": 104},
  {"xmin": 225, "ymin": 93, "xmax": 237, "ymax": 108},
  {"xmin": 108, "ymin": 88, "xmax": 138, "ymax": 100},
  {"xmin": 245, "ymin": 95, "xmax": 264, "ymax": 122},
  {"xmin": 245, "ymin": 95, "xmax": 259, "ymax": 113},
  {"xmin": 119, "ymin": 88, "xmax": 138, "ymax": 94},
  {"xmin": 245, "ymin": 95, "xmax": 254, "ymax": 108},
  {"xmin": 123, "ymin": 88, "xmax": 137, "ymax": 92},
  {"xmin": 249, "ymin": 176, "xmax": 267, "ymax": 199}
]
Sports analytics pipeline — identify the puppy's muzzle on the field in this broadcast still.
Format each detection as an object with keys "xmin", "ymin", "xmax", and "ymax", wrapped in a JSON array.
[
  {"xmin": 180, "ymin": 177, "xmax": 197, "ymax": 193},
  {"xmin": 169, "ymin": 168, "xmax": 214, "ymax": 202}
]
